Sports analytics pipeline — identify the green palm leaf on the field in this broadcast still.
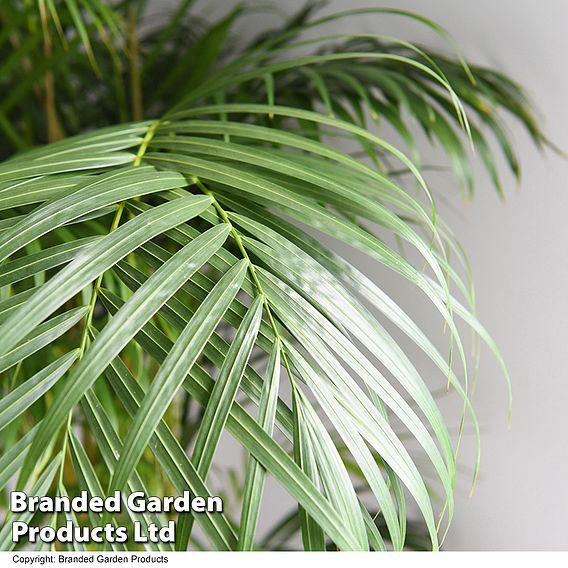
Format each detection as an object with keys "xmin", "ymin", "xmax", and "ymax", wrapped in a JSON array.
[{"xmin": 238, "ymin": 340, "xmax": 281, "ymax": 550}]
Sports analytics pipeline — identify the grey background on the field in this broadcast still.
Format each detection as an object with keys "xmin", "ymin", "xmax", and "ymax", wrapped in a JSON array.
[{"xmin": 186, "ymin": 0, "xmax": 568, "ymax": 550}]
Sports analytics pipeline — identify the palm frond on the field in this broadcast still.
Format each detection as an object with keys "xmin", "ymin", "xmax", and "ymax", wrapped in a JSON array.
[{"xmin": 0, "ymin": 0, "xmax": 549, "ymax": 552}]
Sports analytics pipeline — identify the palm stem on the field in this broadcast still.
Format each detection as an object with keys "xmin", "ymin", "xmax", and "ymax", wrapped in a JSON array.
[{"xmin": 127, "ymin": 6, "xmax": 143, "ymax": 121}]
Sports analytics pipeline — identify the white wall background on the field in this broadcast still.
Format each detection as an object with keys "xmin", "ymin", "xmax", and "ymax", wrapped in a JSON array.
[{"xmin": 187, "ymin": 0, "xmax": 568, "ymax": 550}]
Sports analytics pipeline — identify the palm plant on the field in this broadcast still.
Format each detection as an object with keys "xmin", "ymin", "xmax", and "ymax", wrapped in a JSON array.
[{"xmin": 0, "ymin": 0, "xmax": 550, "ymax": 552}]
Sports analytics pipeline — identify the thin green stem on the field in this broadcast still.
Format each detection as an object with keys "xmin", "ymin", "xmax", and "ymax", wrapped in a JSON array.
[
  {"xmin": 193, "ymin": 178, "xmax": 281, "ymax": 335},
  {"xmin": 78, "ymin": 203, "xmax": 125, "ymax": 357},
  {"xmin": 135, "ymin": 120, "xmax": 160, "ymax": 165},
  {"xmin": 54, "ymin": 122, "xmax": 157, "ymax": 538}
]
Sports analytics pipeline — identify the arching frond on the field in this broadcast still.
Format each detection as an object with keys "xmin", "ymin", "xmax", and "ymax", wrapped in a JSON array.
[{"xmin": 0, "ymin": 1, "xmax": 548, "ymax": 552}]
